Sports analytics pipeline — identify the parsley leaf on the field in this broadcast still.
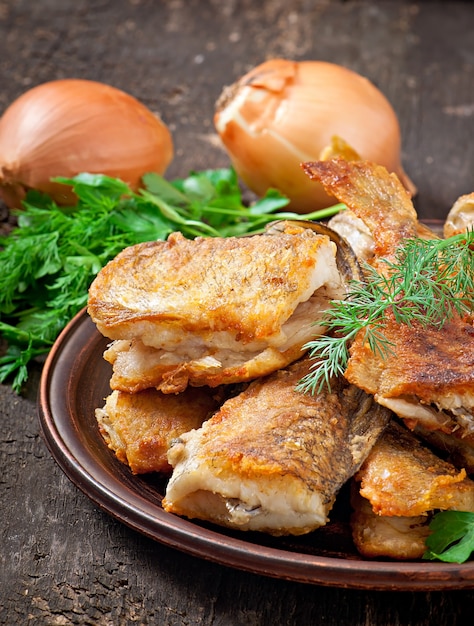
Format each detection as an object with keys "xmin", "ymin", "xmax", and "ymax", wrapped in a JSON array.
[{"xmin": 423, "ymin": 511, "xmax": 474, "ymax": 563}]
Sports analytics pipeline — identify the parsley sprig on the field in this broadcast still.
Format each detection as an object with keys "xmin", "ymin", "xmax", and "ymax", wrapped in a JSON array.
[
  {"xmin": 423, "ymin": 511, "xmax": 474, "ymax": 563},
  {"xmin": 0, "ymin": 168, "xmax": 342, "ymax": 392},
  {"xmin": 297, "ymin": 230, "xmax": 474, "ymax": 395}
]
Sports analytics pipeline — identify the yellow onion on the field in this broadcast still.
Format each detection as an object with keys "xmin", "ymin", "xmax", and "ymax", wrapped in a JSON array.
[
  {"xmin": 0, "ymin": 79, "xmax": 174, "ymax": 208},
  {"xmin": 215, "ymin": 59, "xmax": 416, "ymax": 212}
]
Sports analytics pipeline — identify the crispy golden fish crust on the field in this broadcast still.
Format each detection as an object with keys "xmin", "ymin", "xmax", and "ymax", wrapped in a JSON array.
[
  {"xmin": 162, "ymin": 358, "xmax": 391, "ymax": 536},
  {"xmin": 95, "ymin": 387, "xmax": 220, "ymax": 474},
  {"xmin": 88, "ymin": 224, "xmax": 343, "ymax": 393},
  {"xmin": 345, "ymin": 314, "xmax": 474, "ymax": 430},
  {"xmin": 354, "ymin": 421, "xmax": 474, "ymax": 517},
  {"xmin": 303, "ymin": 158, "xmax": 419, "ymax": 264},
  {"xmin": 303, "ymin": 158, "xmax": 474, "ymax": 438},
  {"xmin": 88, "ymin": 227, "xmax": 336, "ymax": 342},
  {"xmin": 351, "ymin": 416, "xmax": 474, "ymax": 553}
]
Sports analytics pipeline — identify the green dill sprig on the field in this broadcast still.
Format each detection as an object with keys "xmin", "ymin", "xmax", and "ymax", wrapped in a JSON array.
[{"xmin": 297, "ymin": 230, "xmax": 474, "ymax": 395}]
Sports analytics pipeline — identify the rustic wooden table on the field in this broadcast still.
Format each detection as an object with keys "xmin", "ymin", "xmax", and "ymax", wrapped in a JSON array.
[{"xmin": 2, "ymin": 1, "xmax": 474, "ymax": 624}]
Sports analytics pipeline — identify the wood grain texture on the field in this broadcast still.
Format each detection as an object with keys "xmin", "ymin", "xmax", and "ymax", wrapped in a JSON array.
[{"xmin": 1, "ymin": 1, "xmax": 474, "ymax": 624}]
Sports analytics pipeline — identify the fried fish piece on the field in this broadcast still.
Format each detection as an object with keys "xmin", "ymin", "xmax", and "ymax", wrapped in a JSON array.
[
  {"xmin": 162, "ymin": 358, "xmax": 391, "ymax": 536},
  {"xmin": 413, "ymin": 424, "xmax": 474, "ymax": 475},
  {"xmin": 345, "ymin": 315, "xmax": 474, "ymax": 437},
  {"xmin": 303, "ymin": 157, "xmax": 419, "ymax": 268},
  {"xmin": 354, "ymin": 421, "xmax": 474, "ymax": 517},
  {"xmin": 351, "ymin": 420, "xmax": 474, "ymax": 560},
  {"xmin": 95, "ymin": 386, "xmax": 220, "ymax": 474},
  {"xmin": 444, "ymin": 192, "xmax": 474, "ymax": 238},
  {"xmin": 350, "ymin": 488, "xmax": 431, "ymax": 560},
  {"xmin": 303, "ymin": 158, "xmax": 474, "ymax": 440},
  {"xmin": 88, "ymin": 223, "xmax": 344, "ymax": 394},
  {"xmin": 327, "ymin": 208, "xmax": 439, "ymax": 265}
]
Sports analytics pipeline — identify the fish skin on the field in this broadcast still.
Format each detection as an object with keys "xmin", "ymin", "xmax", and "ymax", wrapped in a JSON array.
[
  {"xmin": 163, "ymin": 358, "xmax": 391, "ymax": 536},
  {"xmin": 345, "ymin": 314, "xmax": 474, "ymax": 423},
  {"xmin": 88, "ymin": 226, "xmax": 340, "ymax": 346}
]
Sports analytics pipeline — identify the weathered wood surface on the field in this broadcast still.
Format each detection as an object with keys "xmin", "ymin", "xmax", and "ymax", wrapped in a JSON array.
[{"xmin": 1, "ymin": 1, "xmax": 474, "ymax": 624}]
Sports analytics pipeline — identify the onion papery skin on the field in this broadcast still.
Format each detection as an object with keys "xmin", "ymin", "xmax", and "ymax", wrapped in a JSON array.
[
  {"xmin": 0, "ymin": 79, "xmax": 174, "ymax": 207},
  {"xmin": 215, "ymin": 59, "xmax": 415, "ymax": 213}
]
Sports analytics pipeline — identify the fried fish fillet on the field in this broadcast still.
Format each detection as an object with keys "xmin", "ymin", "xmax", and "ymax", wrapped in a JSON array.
[
  {"xmin": 95, "ymin": 386, "xmax": 220, "ymax": 474},
  {"xmin": 444, "ymin": 192, "xmax": 474, "ymax": 238},
  {"xmin": 354, "ymin": 421, "xmax": 474, "ymax": 517},
  {"xmin": 303, "ymin": 158, "xmax": 419, "ymax": 268},
  {"xmin": 303, "ymin": 158, "xmax": 474, "ymax": 440},
  {"xmin": 162, "ymin": 358, "xmax": 391, "ymax": 536},
  {"xmin": 327, "ymin": 209, "xmax": 375, "ymax": 262},
  {"xmin": 350, "ymin": 488, "xmax": 431, "ymax": 560},
  {"xmin": 88, "ymin": 223, "xmax": 344, "ymax": 393},
  {"xmin": 345, "ymin": 315, "xmax": 474, "ymax": 436},
  {"xmin": 327, "ymin": 208, "xmax": 439, "ymax": 264},
  {"xmin": 351, "ymin": 420, "xmax": 474, "ymax": 559}
]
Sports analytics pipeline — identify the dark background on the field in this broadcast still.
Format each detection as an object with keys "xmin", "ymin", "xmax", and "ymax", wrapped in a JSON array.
[{"xmin": 1, "ymin": 1, "xmax": 474, "ymax": 624}]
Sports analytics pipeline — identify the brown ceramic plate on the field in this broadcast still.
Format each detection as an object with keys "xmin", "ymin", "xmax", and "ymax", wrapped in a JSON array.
[{"xmin": 37, "ymin": 222, "xmax": 474, "ymax": 590}]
